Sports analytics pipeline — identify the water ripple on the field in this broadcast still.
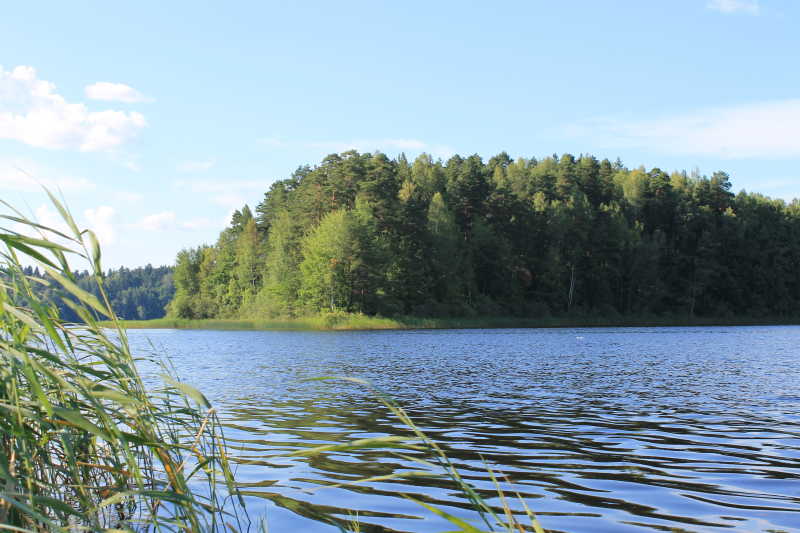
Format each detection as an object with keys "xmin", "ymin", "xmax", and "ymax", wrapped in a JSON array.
[{"xmin": 131, "ymin": 326, "xmax": 800, "ymax": 532}]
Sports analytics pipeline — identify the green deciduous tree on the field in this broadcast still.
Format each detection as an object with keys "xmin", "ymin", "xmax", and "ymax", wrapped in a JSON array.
[{"xmin": 299, "ymin": 209, "xmax": 360, "ymax": 312}]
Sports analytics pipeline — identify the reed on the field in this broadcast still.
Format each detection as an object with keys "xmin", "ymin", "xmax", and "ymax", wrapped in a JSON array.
[{"xmin": 0, "ymin": 193, "xmax": 246, "ymax": 531}]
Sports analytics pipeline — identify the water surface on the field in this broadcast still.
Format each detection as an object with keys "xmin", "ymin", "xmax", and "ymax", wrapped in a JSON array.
[{"xmin": 129, "ymin": 326, "xmax": 800, "ymax": 532}]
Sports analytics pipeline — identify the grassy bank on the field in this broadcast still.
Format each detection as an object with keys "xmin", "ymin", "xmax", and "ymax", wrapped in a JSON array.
[{"xmin": 109, "ymin": 313, "xmax": 800, "ymax": 331}]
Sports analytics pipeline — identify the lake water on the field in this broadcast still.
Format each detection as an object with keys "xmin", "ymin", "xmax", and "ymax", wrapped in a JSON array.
[{"xmin": 128, "ymin": 326, "xmax": 800, "ymax": 532}]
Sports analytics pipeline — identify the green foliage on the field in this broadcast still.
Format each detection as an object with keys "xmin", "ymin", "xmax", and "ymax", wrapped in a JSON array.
[
  {"xmin": 299, "ymin": 209, "xmax": 361, "ymax": 312},
  {"xmin": 427, "ymin": 192, "xmax": 463, "ymax": 308},
  {"xmin": 0, "ymin": 198, "xmax": 245, "ymax": 531},
  {"xmin": 235, "ymin": 218, "xmax": 265, "ymax": 305},
  {"xmin": 166, "ymin": 150, "xmax": 800, "ymax": 321},
  {"xmin": 254, "ymin": 208, "xmax": 301, "ymax": 316}
]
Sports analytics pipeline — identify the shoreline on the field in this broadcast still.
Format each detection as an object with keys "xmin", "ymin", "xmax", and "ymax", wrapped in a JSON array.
[{"xmin": 104, "ymin": 314, "xmax": 800, "ymax": 331}]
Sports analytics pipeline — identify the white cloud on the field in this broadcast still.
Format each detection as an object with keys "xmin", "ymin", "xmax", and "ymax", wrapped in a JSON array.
[
  {"xmin": 85, "ymin": 82, "xmax": 151, "ymax": 103},
  {"xmin": 10, "ymin": 204, "xmax": 74, "ymax": 250},
  {"xmin": 7, "ymin": 204, "xmax": 61, "ymax": 239},
  {"xmin": 177, "ymin": 158, "xmax": 216, "ymax": 172},
  {"xmin": 135, "ymin": 211, "xmax": 176, "ymax": 231},
  {"xmin": 567, "ymin": 99, "xmax": 800, "ymax": 159},
  {"xmin": 0, "ymin": 158, "xmax": 95, "ymax": 192},
  {"xmin": 0, "ymin": 65, "xmax": 147, "ymax": 151},
  {"xmin": 32, "ymin": 204, "xmax": 71, "ymax": 235},
  {"xmin": 84, "ymin": 205, "xmax": 115, "ymax": 245},
  {"xmin": 707, "ymin": 0, "xmax": 759, "ymax": 15}
]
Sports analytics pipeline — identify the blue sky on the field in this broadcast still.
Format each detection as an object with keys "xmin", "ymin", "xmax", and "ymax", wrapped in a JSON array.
[{"xmin": 1, "ymin": 0, "xmax": 798, "ymax": 268}]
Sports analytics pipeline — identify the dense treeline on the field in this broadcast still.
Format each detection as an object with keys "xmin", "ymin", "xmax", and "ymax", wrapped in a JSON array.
[
  {"xmin": 22, "ymin": 264, "xmax": 174, "ymax": 321},
  {"xmin": 168, "ymin": 151, "xmax": 800, "ymax": 320}
]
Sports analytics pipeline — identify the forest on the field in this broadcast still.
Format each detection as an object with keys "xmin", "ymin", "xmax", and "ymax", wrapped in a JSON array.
[
  {"xmin": 167, "ymin": 151, "xmax": 800, "ymax": 321},
  {"xmin": 21, "ymin": 264, "xmax": 174, "ymax": 321}
]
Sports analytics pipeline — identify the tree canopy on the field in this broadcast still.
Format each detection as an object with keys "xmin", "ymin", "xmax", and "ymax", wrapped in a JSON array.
[{"xmin": 167, "ymin": 151, "xmax": 800, "ymax": 319}]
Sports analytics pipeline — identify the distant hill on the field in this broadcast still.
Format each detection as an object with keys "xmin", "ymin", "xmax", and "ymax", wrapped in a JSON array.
[{"xmin": 23, "ymin": 264, "xmax": 174, "ymax": 321}]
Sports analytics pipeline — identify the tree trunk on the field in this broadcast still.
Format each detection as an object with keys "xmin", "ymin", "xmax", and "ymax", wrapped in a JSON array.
[{"xmin": 568, "ymin": 264, "xmax": 576, "ymax": 311}]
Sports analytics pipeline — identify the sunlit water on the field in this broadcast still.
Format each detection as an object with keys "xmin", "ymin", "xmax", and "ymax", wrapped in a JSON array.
[{"xmin": 129, "ymin": 326, "xmax": 800, "ymax": 532}]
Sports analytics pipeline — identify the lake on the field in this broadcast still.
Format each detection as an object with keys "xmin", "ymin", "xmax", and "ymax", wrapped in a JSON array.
[{"xmin": 129, "ymin": 326, "xmax": 800, "ymax": 532}]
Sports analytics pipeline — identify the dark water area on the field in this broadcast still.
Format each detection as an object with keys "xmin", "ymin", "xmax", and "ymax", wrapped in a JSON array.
[{"xmin": 128, "ymin": 326, "xmax": 800, "ymax": 532}]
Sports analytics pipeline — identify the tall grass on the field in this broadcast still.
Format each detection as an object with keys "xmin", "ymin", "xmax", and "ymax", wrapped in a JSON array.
[
  {"xmin": 0, "ymin": 193, "xmax": 247, "ymax": 531},
  {"xmin": 1, "ymin": 193, "xmax": 544, "ymax": 532}
]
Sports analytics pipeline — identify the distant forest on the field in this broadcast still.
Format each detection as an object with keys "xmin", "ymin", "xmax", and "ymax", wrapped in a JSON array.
[
  {"xmin": 22, "ymin": 264, "xmax": 174, "ymax": 321},
  {"xmin": 168, "ymin": 151, "xmax": 800, "ymax": 320}
]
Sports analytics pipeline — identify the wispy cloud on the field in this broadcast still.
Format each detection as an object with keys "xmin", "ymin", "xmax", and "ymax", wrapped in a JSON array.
[
  {"xmin": 181, "ymin": 217, "xmax": 221, "ymax": 231},
  {"xmin": 174, "ymin": 179, "xmax": 267, "ymax": 194},
  {"xmin": 0, "ymin": 65, "xmax": 147, "ymax": 151},
  {"xmin": 123, "ymin": 160, "xmax": 141, "ymax": 172},
  {"xmin": 566, "ymin": 99, "xmax": 800, "ymax": 159},
  {"xmin": 133, "ymin": 210, "xmax": 224, "ymax": 232},
  {"xmin": 707, "ymin": 0, "xmax": 760, "ymax": 15},
  {"xmin": 320, "ymin": 138, "xmax": 455, "ymax": 159},
  {"xmin": 177, "ymin": 158, "xmax": 216, "ymax": 172},
  {"xmin": 173, "ymin": 179, "xmax": 267, "ymax": 210},
  {"xmin": 0, "ymin": 158, "xmax": 95, "ymax": 192},
  {"xmin": 85, "ymin": 82, "xmax": 151, "ymax": 103},
  {"xmin": 259, "ymin": 136, "xmax": 456, "ymax": 160}
]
